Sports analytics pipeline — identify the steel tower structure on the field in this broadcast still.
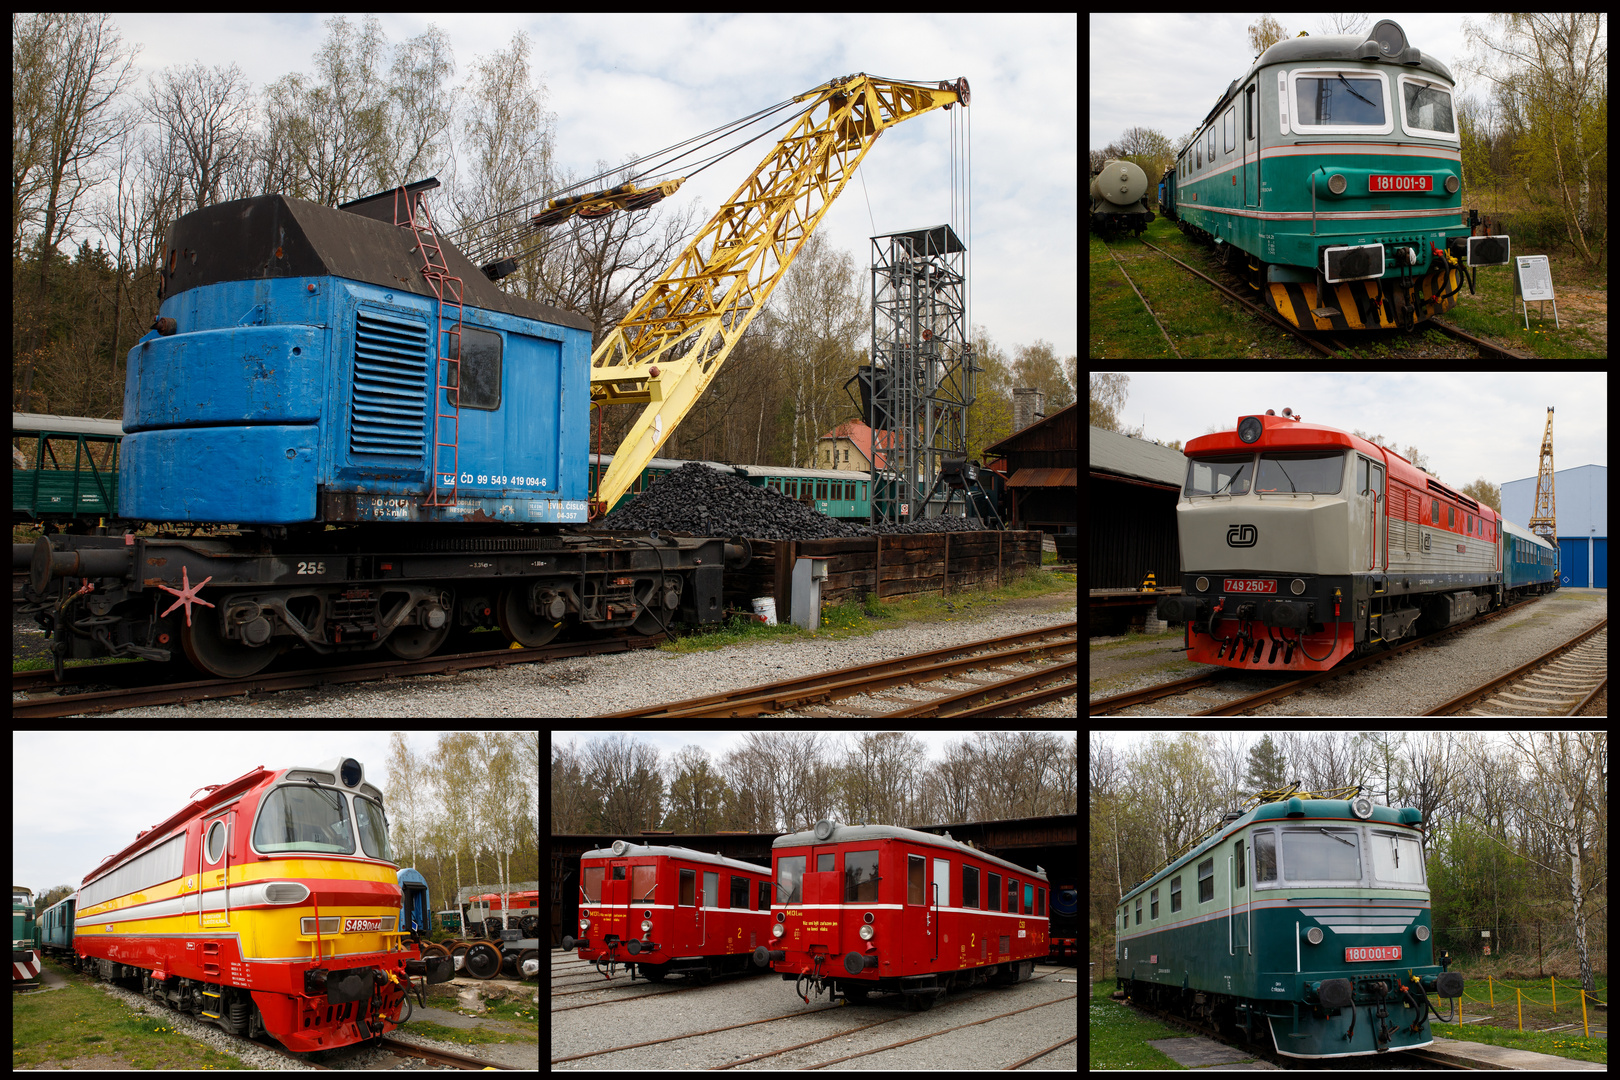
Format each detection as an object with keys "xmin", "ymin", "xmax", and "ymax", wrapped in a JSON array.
[{"xmin": 862, "ymin": 224, "xmax": 977, "ymax": 525}]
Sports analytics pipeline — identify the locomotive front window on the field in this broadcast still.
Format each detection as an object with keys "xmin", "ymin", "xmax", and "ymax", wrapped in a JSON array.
[
  {"xmin": 631, "ymin": 866, "xmax": 656, "ymax": 903},
  {"xmin": 1371, "ymin": 831, "xmax": 1426, "ymax": 885},
  {"xmin": 353, "ymin": 794, "xmax": 393, "ymax": 861},
  {"xmin": 776, "ymin": 856, "xmax": 806, "ymax": 904},
  {"xmin": 907, "ymin": 855, "xmax": 926, "ymax": 904},
  {"xmin": 581, "ymin": 866, "xmax": 603, "ymax": 902},
  {"xmin": 1256, "ymin": 452, "xmax": 1344, "ymax": 495},
  {"xmin": 844, "ymin": 849, "xmax": 879, "ymax": 901},
  {"xmin": 1402, "ymin": 79, "xmax": 1456, "ymax": 135},
  {"xmin": 1185, "ymin": 455, "xmax": 1253, "ymax": 497},
  {"xmin": 1281, "ymin": 827, "xmax": 1361, "ymax": 882},
  {"xmin": 1294, "ymin": 73, "xmax": 1387, "ymax": 126},
  {"xmin": 1254, "ymin": 832, "xmax": 1277, "ymax": 882},
  {"xmin": 254, "ymin": 784, "xmax": 355, "ymax": 854}
]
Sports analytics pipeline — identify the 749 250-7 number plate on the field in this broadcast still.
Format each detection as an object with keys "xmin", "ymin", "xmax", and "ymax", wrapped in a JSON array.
[
  {"xmin": 1223, "ymin": 579, "xmax": 1277, "ymax": 594},
  {"xmin": 1345, "ymin": 945, "xmax": 1402, "ymax": 962}
]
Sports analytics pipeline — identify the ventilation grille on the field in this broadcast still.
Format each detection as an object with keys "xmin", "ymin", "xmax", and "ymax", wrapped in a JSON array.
[{"xmin": 350, "ymin": 308, "xmax": 428, "ymax": 458}]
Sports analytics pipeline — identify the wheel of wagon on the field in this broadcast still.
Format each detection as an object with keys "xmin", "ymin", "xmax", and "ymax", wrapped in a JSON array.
[
  {"xmin": 497, "ymin": 584, "xmax": 563, "ymax": 647},
  {"xmin": 385, "ymin": 593, "xmax": 454, "ymax": 660},
  {"xmin": 463, "ymin": 942, "xmax": 502, "ymax": 980},
  {"xmin": 182, "ymin": 600, "xmax": 279, "ymax": 678}
]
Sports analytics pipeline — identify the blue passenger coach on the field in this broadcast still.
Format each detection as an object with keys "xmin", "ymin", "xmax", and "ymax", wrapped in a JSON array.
[
  {"xmin": 120, "ymin": 182, "xmax": 594, "ymax": 525},
  {"xmin": 1501, "ymin": 518, "xmax": 1559, "ymax": 597}
]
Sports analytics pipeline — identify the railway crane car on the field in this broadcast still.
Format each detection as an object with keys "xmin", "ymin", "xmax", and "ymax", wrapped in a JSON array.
[
  {"xmin": 23, "ymin": 180, "xmax": 745, "ymax": 678},
  {"xmin": 753, "ymin": 820, "xmax": 1048, "ymax": 1010},
  {"xmin": 1172, "ymin": 20, "xmax": 1510, "ymax": 329},
  {"xmin": 564, "ymin": 841, "xmax": 772, "ymax": 983},
  {"xmin": 1156, "ymin": 409, "xmax": 1506, "ymax": 671},
  {"xmin": 71, "ymin": 757, "xmax": 448, "ymax": 1052},
  {"xmin": 1116, "ymin": 787, "xmax": 1464, "ymax": 1059}
]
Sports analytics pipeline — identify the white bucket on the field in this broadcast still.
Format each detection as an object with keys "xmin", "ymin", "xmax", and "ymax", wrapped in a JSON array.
[{"xmin": 751, "ymin": 596, "xmax": 777, "ymax": 625}]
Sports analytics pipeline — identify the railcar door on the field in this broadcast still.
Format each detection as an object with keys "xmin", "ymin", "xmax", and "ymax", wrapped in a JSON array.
[
  {"xmin": 1356, "ymin": 455, "xmax": 1386, "ymax": 571},
  {"xmin": 701, "ymin": 870, "xmax": 719, "ymax": 948},
  {"xmin": 1230, "ymin": 839, "xmax": 1250, "ymax": 954},
  {"xmin": 200, "ymin": 813, "xmax": 233, "ymax": 931},
  {"xmin": 597, "ymin": 858, "xmax": 634, "ymax": 950},
  {"xmin": 1243, "ymin": 80, "xmax": 1258, "ymax": 208}
]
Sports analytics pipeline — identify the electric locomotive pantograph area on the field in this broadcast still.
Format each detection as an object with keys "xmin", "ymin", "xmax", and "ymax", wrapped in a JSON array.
[
  {"xmin": 1157, "ymin": 20, "xmax": 1511, "ymax": 330},
  {"xmin": 1116, "ymin": 785, "xmax": 1464, "ymax": 1059}
]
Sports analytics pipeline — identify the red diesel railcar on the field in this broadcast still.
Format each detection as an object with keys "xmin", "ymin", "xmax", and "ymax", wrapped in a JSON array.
[
  {"xmin": 753, "ymin": 820, "xmax": 1049, "ymax": 1009},
  {"xmin": 564, "ymin": 841, "xmax": 772, "ymax": 982}
]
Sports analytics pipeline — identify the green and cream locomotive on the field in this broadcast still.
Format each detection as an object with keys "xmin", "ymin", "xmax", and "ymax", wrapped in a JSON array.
[{"xmin": 1116, "ymin": 786, "xmax": 1463, "ymax": 1059}]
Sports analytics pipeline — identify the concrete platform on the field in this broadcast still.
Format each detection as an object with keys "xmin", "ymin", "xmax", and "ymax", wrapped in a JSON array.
[
  {"xmin": 1146, "ymin": 1035, "xmax": 1282, "ymax": 1070},
  {"xmin": 1425, "ymin": 1035, "xmax": 1606, "ymax": 1070}
]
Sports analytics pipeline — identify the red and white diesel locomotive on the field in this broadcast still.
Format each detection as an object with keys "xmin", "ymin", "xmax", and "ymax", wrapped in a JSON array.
[
  {"xmin": 753, "ymin": 820, "xmax": 1048, "ymax": 1009},
  {"xmin": 1157, "ymin": 410, "xmax": 1503, "ymax": 670},
  {"xmin": 73, "ymin": 758, "xmax": 444, "ymax": 1052},
  {"xmin": 564, "ymin": 841, "xmax": 772, "ymax": 982}
]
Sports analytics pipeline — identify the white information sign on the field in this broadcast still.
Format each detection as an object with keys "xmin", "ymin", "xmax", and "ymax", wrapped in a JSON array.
[{"xmin": 1512, "ymin": 255, "xmax": 1558, "ymax": 329}]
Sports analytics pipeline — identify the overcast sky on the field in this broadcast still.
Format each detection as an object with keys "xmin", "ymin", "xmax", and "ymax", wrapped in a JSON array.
[
  {"xmin": 1089, "ymin": 13, "xmax": 1486, "ymax": 156},
  {"xmin": 87, "ymin": 14, "xmax": 1076, "ymax": 360},
  {"xmin": 12, "ymin": 731, "xmax": 443, "ymax": 899},
  {"xmin": 1104, "ymin": 372, "xmax": 1607, "ymax": 489}
]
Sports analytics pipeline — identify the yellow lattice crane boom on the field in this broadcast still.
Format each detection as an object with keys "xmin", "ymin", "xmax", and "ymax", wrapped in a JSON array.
[
  {"xmin": 1526, "ymin": 406, "xmax": 1557, "ymax": 548},
  {"xmin": 586, "ymin": 72, "xmax": 970, "ymax": 517}
]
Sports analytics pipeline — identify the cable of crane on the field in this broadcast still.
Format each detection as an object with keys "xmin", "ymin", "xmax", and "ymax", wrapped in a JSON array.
[{"xmin": 452, "ymin": 94, "xmax": 812, "ymax": 270}]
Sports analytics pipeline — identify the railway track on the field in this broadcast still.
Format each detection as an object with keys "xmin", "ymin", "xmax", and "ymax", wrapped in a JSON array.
[
  {"xmin": 1424, "ymin": 618, "xmax": 1607, "ymax": 716},
  {"xmin": 1100, "ymin": 231, "xmax": 1532, "ymax": 360},
  {"xmin": 12, "ymin": 633, "xmax": 667, "ymax": 717},
  {"xmin": 606, "ymin": 621, "xmax": 1076, "ymax": 718}
]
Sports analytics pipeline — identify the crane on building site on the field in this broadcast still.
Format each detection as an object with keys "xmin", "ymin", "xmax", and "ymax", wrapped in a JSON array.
[{"xmin": 461, "ymin": 72, "xmax": 971, "ymax": 518}]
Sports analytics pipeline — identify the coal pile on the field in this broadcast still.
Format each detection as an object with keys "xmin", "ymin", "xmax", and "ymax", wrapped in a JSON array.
[{"xmin": 596, "ymin": 463, "xmax": 995, "ymax": 540}]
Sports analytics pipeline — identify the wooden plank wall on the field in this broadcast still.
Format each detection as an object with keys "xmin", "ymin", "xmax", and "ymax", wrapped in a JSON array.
[{"xmin": 725, "ymin": 530, "xmax": 1045, "ymax": 623}]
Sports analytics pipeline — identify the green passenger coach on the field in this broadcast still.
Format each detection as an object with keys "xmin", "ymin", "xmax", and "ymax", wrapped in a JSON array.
[{"xmin": 1115, "ymin": 788, "xmax": 1463, "ymax": 1059}]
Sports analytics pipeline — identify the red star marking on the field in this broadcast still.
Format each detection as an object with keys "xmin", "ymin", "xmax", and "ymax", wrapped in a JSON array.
[{"xmin": 157, "ymin": 565, "xmax": 216, "ymax": 626}]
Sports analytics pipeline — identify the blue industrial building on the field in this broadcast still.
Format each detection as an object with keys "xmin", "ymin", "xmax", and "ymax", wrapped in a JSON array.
[{"xmin": 1501, "ymin": 463, "xmax": 1608, "ymax": 588}]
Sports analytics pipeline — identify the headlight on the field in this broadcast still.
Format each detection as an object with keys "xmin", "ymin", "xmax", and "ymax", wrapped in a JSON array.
[
  {"xmin": 859, "ymin": 924, "xmax": 875, "ymax": 941},
  {"xmin": 1305, "ymin": 926, "xmax": 1323, "ymax": 945},
  {"xmin": 772, "ymin": 923, "xmax": 784, "ymax": 939},
  {"xmin": 579, "ymin": 915, "xmax": 590, "ymax": 930}
]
